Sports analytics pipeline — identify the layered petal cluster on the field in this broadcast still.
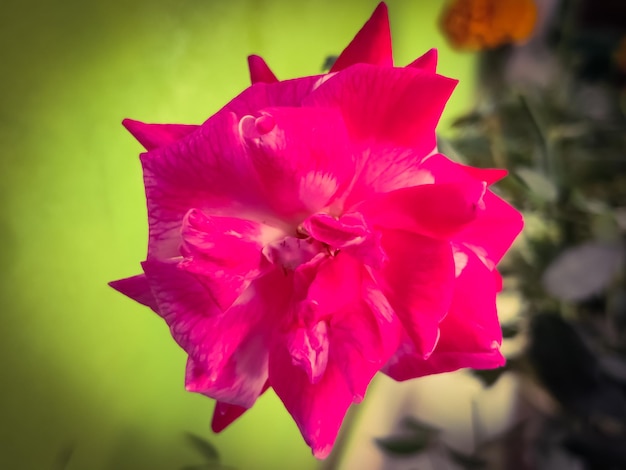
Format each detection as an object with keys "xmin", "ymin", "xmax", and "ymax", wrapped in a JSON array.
[{"xmin": 110, "ymin": 3, "xmax": 523, "ymax": 459}]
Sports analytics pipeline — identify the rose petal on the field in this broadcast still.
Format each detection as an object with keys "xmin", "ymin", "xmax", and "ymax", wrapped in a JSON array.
[
  {"xmin": 108, "ymin": 274, "xmax": 158, "ymax": 312},
  {"xmin": 287, "ymin": 320, "xmax": 330, "ymax": 384},
  {"xmin": 406, "ymin": 48, "xmax": 438, "ymax": 73},
  {"xmin": 454, "ymin": 191, "xmax": 524, "ymax": 268},
  {"xmin": 330, "ymin": 3, "xmax": 392, "ymax": 72},
  {"xmin": 418, "ymin": 154, "xmax": 523, "ymax": 267},
  {"xmin": 122, "ymin": 119, "xmax": 199, "ymax": 151},
  {"xmin": 306, "ymin": 64, "xmax": 456, "ymax": 153},
  {"xmin": 141, "ymin": 111, "xmax": 268, "ymax": 260},
  {"xmin": 358, "ymin": 180, "xmax": 486, "ymax": 239},
  {"xmin": 220, "ymin": 75, "xmax": 322, "ymax": 119},
  {"xmin": 179, "ymin": 209, "xmax": 282, "ymax": 310},
  {"xmin": 142, "ymin": 260, "xmax": 290, "ymax": 407},
  {"xmin": 247, "ymin": 55, "xmax": 278, "ymax": 84},
  {"xmin": 270, "ymin": 344, "xmax": 352, "ymax": 459},
  {"xmin": 383, "ymin": 247, "xmax": 505, "ymax": 380},
  {"xmin": 211, "ymin": 382, "xmax": 270, "ymax": 432},
  {"xmin": 376, "ymin": 229, "xmax": 455, "ymax": 357},
  {"xmin": 305, "ymin": 255, "xmax": 401, "ymax": 398},
  {"xmin": 305, "ymin": 65, "xmax": 457, "ymax": 208},
  {"xmin": 242, "ymin": 106, "xmax": 355, "ymax": 220},
  {"xmin": 302, "ymin": 212, "xmax": 387, "ymax": 269}
]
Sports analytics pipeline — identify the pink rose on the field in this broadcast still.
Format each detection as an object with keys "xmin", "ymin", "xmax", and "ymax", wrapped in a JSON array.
[{"xmin": 110, "ymin": 2, "xmax": 523, "ymax": 459}]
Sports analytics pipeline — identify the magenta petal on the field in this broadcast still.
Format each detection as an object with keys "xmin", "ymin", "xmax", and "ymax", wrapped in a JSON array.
[
  {"xmin": 142, "ymin": 260, "xmax": 291, "ymax": 407},
  {"xmin": 330, "ymin": 3, "xmax": 392, "ymax": 72},
  {"xmin": 179, "ymin": 209, "xmax": 279, "ymax": 310},
  {"xmin": 242, "ymin": 106, "xmax": 354, "ymax": 219},
  {"xmin": 211, "ymin": 401, "xmax": 248, "ymax": 433},
  {"xmin": 418, "ymin": 154, "xmax": 523, "ymax": 267},
  {"xmin": 306, "ymin": 254, "xmax": 400, "ymax": 398},
  {"xmin": 287, "ymin": 321, "xmax": 330, "ymax": 384},
  {"xmin": 306, "ymin": 64, "xmax": 456, "ymax": 153},
  {"xmin": 331, "ymin": 290, "xmax": 402, "ymax": 401},
  {"xmin": 211, "ymin": 381, "xmax": 270, "ymax": 432},
  {"xmin": 377, "ymin": 230, "xmax": 455, "ymax": 356},
  {"xmin": 358, "ymin": 180, "xmax": 486, "ymax": 239},
  {"xmin": 383, "ymin": 247, "xmax": 505, "ymax": 380},
  {"xmin": 270, "ymin": 343, "xmax": 353, "ymax": 459},
  {"xmin": 406, "ymin": 48, "xmax": 438, "ymax": 73},
  {"xmin": 463, "ymin": 166, "xmax": 508, "ymax": 185},
  {"xmin": 108, "ymin": 274, "xmax": 158, "ymax": 312},
  {"xmin": 303, "ymin": 212, "xmax": 387, "ymax": 268},
  {"xmin": 454, "ymin": 191, "xmax": 524, "ymax": 268},
  {"xmin": 420, "ymin": 153, "xmax": 508, "ymax": 186},
  {"xmin": 221, "ymin": 75, "xmax": 322, "ymax": 119},
  {"xmin": 141, "ymin": 111, "xmax": 266, "ymax": 260},
  {"xmin": 122, "ymin": 119, "xmax": 199, "ymax": 151},
  {"xmin": 270, "ymin": 256, "xmax": 400, "ymax": 458},
  {"xmin": 247, "ymin": 55, "xmax": 278, "ymax": 84}
]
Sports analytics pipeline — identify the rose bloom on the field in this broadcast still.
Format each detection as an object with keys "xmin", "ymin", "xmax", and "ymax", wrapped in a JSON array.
[{"xmin": 111, "ymin": 2, "xmax": 523, "ymax": 459}]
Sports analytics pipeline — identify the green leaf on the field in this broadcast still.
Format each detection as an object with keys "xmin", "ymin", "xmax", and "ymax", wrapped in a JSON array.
[
  {"xmin": 515, "ymin": 167, "xmax": 558, "ymax": 202},
  {"xmin": 184, "ymin": 433, "xmax": 220, "ymax": 462},
  {"xmin": 374, "ymin": 435, "xmax": 431, "ymax": 456},
  {"xmin": 375, "ymin": 418, "xmax": 439, "ymax": 457},
  {"xmin": 401, "ymin": 416, "xmax": 440, "ymax": 435}
]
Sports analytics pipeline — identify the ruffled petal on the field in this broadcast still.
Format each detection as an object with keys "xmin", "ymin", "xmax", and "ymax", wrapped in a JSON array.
[
  {"xmin": 383, "ymin": 247, "xmax": 505, "ymax": 380},
  {"xmin": 220, "ymin": 75, "xmax": 322, "ymax": 119},
  {"xmin": 305, "ymin": 254, "xmax": 401, "ymax": 397},
  {"xmin": 122, "ymin": 119, "xmax": 199, "ymax": 151},
  {"xmin": 140, "ymin": 111, "xmax": 267, "ymax": 260},
  {"xmin": 418, "ymin": 154, "xmax": 523, "ymax": 267},
  {"xmin": 287, "ymin": 320, "xmax": 330, "ymax": 384},
  {"xmin": 142, "ymin": 260, "xmax": 290, "ymax": 407},
  {"xmin": 304, "ymin": 65, "xmax": 457, "ymax": 209},
  {"xmin": 454, "ymin": 191, "xmax": 524, "ymax": 269},
  {"xmin": 330, "ymin": 3, "xmax": 392, "ymax": 72},
  {"xmin": 305, "ymin": 64, "xmax": 456, "ymax": 153},
  {"xmin": 271, "ymin": 254, "xmax": 401, "ymax": 457},
  {"xmin": 406, "ymin": 48, "xmax": 438, "ymax": 73},
  {"xmin": 376, "ymin": 229, "xmax": 455, "ymax": 357},
  {"xmin": 300, "ymin": 255, "xmax": 402, "ymax": 395},
  {"xmin": 270, "ymin": 344, "xmax": 352, "ymax": 459},
  {"xmin": 357, "ymin": 180, "xmax": 486, "ymax": 239},
  {"xmin": 247, "ymin": 55, "xmax": 278, "ymax": 84},
  {"xmin": 330, "ymin": 265, "xmax": 402, "ymax": 400},
  {"xmin": 108, "ymin": 273, "xmax": 158, "ymax": 312},
  {"xmin": 179, "ymin": 209, "xmax": 282, "ymax": 310},
  {"xmin": 302, "ymin": 212, "xmax": 387, "ymax": 269},
  {"xmin": 241, "ymin": 106, "xmax": 355, "ymax": 220}
]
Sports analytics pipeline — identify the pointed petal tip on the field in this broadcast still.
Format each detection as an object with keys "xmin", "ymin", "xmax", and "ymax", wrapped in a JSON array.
[
  {"xmin": 312, "ymin": 443, "xmax": 333, "ymax": 460},
  {"xmin": 109, "ymin": 276, "xmax": 160, "ymax": 312},
  {"xmin": 330, "ymin": 2, "xmax": 392, "ymax": 72},
  {"xmin": 247, "ymin": 54, "xmax": 279, "ymax": 84},
  {"xmin": 407, "ymin": 48, "xmax": 438, "ymax": 72},
  {"xmin": 210, "ymin": 401, "xmax": 248, "ymax": 433},
  {"xmin": 122, "ymin": 118, "xmax": 199, "ymax": 151}
]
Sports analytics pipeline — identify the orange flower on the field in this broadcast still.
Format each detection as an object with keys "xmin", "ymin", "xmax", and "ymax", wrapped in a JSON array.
[{"xmin": 441, "ymin": 0, "xmax": 538, "ymax": 51}]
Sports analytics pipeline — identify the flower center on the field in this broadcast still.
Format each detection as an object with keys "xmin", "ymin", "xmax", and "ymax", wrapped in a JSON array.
[{"xmin": 262, "ymin": 235, "xmax": 325, "ymax": 271}]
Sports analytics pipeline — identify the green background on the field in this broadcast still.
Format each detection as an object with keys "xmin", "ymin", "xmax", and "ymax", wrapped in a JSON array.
[{"xmin": 0, "ymin": 1, "xmax": 474, "ymax": 468}]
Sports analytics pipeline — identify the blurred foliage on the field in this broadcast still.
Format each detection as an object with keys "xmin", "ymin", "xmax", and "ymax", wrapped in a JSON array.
[{"xmin": 379, "ymin": 0, "xmax": 626, "ymax": 468}]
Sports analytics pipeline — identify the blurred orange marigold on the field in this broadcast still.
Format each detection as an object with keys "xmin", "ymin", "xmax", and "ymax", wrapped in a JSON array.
[{"xmin": 441, "ymin": 0, "xmax": 538, "ymax": 51}]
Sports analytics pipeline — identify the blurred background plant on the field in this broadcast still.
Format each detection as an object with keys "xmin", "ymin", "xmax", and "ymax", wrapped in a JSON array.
[{"xmin": 367, "ymin": 0, "xmax": 626, "ymax": 468}]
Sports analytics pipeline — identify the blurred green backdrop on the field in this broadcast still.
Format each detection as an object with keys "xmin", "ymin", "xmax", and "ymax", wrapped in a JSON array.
[{"xmin": 0, "ymin": 0, "xmax": 474, "ymax": 468}]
